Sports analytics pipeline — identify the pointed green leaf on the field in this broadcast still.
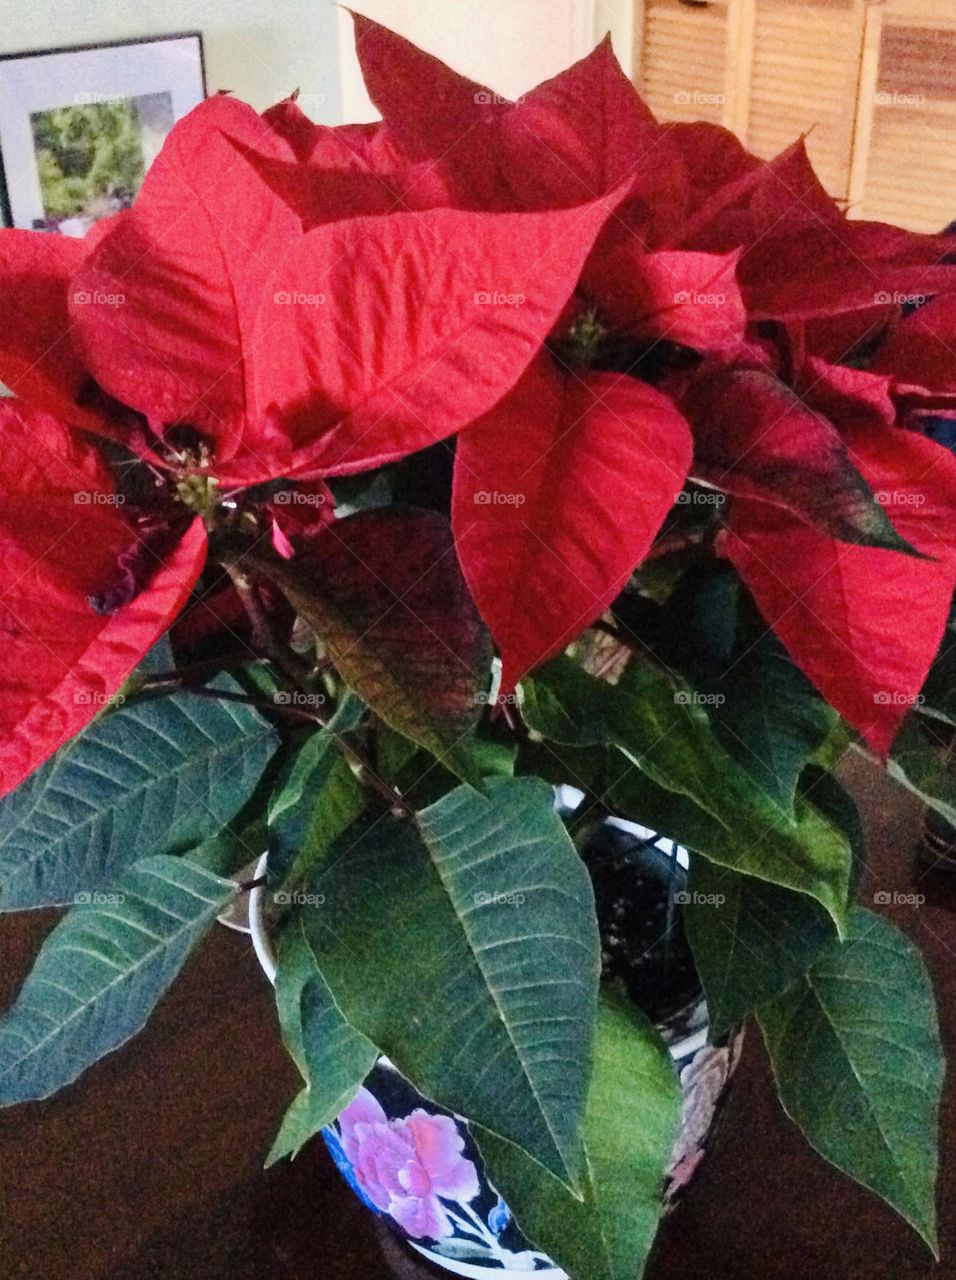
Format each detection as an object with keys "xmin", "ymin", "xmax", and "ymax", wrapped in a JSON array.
[
  {"xmin": 0, "ymin": 680, "xmax": 278, "ymax": 910},
  {"xmin": 0, "ymin": 856, "xmax": 235, "ymax": 1105},
  {"xmin": 297, "ymin": 777, "xmax": 600, "ymax": 1189},
  {"xmin": 709, "ymin": 640, "xmax": 838, "ymax": 810},
  {"xmin": 267, "ymin": 718, "xmax": 365, "ymax": 888},
  {"xmin": 759, "ymin": 908, "xmax": 943, "ymax": 1252},
  {"xmin": 685, "ymin": 771, "xmax": 862, "ymax": 1034},
  {"xmin": 268, "ymin": 914, "xmax": 377, "ymax": 1165},
  {"xmin": 476, "ymin": 994, "xmax": 681, "ymax": 1280},
  {"xmin": 526, "ymin": 658, "xmax": 852, "ymax": 930}
]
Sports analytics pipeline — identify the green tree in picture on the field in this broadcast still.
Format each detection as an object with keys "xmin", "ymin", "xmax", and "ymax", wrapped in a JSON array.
[{"xmin": 31, "ymin": 99, "xmax": 146, "ymax": 220}]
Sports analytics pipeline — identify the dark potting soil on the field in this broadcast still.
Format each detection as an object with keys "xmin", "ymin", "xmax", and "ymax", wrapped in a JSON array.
[{"xmin": 580, "ymin": 820, "xmax": 702, "ymax": 1026}]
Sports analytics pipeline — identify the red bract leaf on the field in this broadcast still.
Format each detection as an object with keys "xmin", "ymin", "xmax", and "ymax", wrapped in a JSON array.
[
  {"xmin": 0, "ymin": 406, "xmax": 206, "ymax": 796},
  {"xmin": 70, "ymin": 96, "xmax": 301, "ymax": 467},
  {"xmin": 799, "ymin": 357, "xmax": 897, "ymax": 432},
  {"xmin": 238, "ymin": 114, "xmax": 454, "ymax": 227},
  {"xmin": 352, "ymin": 14, "xmax": 665, "ymax": 212},
  {"xmin": 352, "ymin": 13, "xmax": 505, "ymax": 208},
  {"xmin": 452, "ymin": 358, "xmax": 692, "ymax": 690},
  {"xmin": 250, "ymin": 195, "xmax": 625, "ymax": 483},
  {"xmin": 676, "ymin": 138, "xmax": 840, "ymax": 254},
  {"xmin": 583, "ymin": 247, "xmax": 745, "ymax": 353},
  {"xmin": 496, "ymin": 37, "xmax": 660, "ymax": 209},
  {"xmin": 683, "ymin": 366, "xmax": 912, "ymax": 550},
  {"xmin": 740, "ymin": 225, "xmax": 956, "ymax": 320},
  {"xmin": 872, "ymin": 294, "xmax": 956, "ymax": 396},
  {"xmin": 0, "ymin": 230, "xmax": 106, "ymax": 429},
  {"xmin": 721, "ymin": 426, "xmax": 956, "ymax": 755}
]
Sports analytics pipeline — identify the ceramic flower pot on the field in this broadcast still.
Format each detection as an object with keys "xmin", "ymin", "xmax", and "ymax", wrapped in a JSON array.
[{"xmin": 248, "ymin": 808, "xmax": 741, "ymax": 1279}]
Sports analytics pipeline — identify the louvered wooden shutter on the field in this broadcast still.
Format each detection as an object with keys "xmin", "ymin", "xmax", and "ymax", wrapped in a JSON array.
[
  {"xmin": 746, "ymin": 0, "xmax": 863, "ymax": 201},
  {"xmin": 858, "ymin": 7, "xmax": 956, "ymax": 232},
  {"xmin": 638, "ymin": 0, "xmax": 730, "ymax": 125}
]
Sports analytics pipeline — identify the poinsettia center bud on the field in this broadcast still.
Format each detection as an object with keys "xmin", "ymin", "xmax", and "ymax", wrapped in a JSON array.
[
  {"xmin": 560, "ymin": 308, "xmax": 607, "ymax": 367},
  {"xmin": 176, "ymin": 472, "xmax": 220, "ymax": 515}
]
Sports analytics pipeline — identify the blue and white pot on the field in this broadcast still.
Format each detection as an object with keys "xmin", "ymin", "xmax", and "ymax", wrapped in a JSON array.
[{"xmin": 248, "ymin": 811, "xmax": 741, "ymax": 1279}]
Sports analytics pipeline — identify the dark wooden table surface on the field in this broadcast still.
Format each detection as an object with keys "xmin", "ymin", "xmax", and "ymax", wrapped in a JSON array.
[{"xmin": 2, "ymin": 756, "xmax": 956, "ymax": 1280}]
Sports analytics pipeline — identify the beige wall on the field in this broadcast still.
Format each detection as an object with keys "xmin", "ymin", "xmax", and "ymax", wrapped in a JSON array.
[
  {"xmin": 0, "ymin": 0, "xmax": 342, "ymax": 121},
  {"xmin": 0, "ymin": 2, "xmax": 614, "ymax": 126}
]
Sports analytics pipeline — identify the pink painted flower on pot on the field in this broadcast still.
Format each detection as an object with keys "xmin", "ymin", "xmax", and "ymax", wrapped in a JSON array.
[{"xmin": 339, "ymin": 1088, "xmax": 481, "ymax": 1239}]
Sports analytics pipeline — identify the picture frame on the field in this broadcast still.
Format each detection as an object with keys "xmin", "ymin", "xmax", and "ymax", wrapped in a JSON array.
[{"xmin": 0, "ymin": 32, "xmax": 206, "ymax": 234}]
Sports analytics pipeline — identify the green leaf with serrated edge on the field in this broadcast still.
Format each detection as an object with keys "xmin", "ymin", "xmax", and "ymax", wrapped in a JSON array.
[
  {"xmin": 260, "ymin": 508, "xmax": 493, "ymax": 787},
  {"xmin": 267, "ymin": 694, "xmax": 366, "ymax": 887},
  {"xmin": 0, "ymin": 678, "xmax": 278, "ymax": 911},
  {"xmin": 297, "ymin": 777, "xmax": 600, "ymax": 1191},
  {"xmin": 0, "ymin": 855, "xmax": 235, "ymax": 1105},
  {"xmin": 708, "ymin": 640, "xmax": 838, "ymax": 811},
  {"xmin": 685, "ymin": 770, "xmax": 863, "ymax": 1036},
  {"xmin": 476, "ymin": 993, "xmax": 681, "ymax": 1280},
  {"xmin": 888, "ymin": 715, "xmax": 956, "ymax": 827},
  {"xmin": 268, "ymin": 914, "xmax": 377, "ymax": 1166},
  {"xmin": 525, "ymin": 658, "xmax": 852, "ymax": 931},
  {"xmin": 759, "ymin": 909, "xmax": 943, "ymax": 1253}
]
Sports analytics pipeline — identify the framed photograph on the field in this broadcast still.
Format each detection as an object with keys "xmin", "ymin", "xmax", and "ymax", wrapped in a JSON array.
[{"xmin": 0, "ymin": 32, "xmax": 205, "ymax": 235}]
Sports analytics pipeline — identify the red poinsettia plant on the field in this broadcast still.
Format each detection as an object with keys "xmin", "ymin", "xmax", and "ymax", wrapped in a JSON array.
[{"xmin": 0, "ymin": 16, "xmax": 953, "ymax": 1280}]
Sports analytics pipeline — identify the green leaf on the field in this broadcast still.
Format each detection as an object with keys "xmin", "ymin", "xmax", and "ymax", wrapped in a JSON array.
[
  {"xmin": 758, "ymin": 908, "xmax": 943, "ymax": 1252},
  {"xmin": 268, "ymin": 913, "xmax": 377, "ymax": 1165},
  {"xmin": 0, "ymin": 855, "xmax": 235, "ymax": 1105},
  {"xmin": 476, "ymin": 993, "xmax": 681, "ymax": 1280},
  {"xmin": 0, "ymin": 680, "xmax": 278, "ymax": 911},
  {"xmin": 685, "ymin": 860, "xmax": 835, "ymax": 1038},
  {"xmin": 526, "ymin": 658, "xmax": 852, "ymax": 930},
  {"xmin": 297, "ymin": 777, "xmax": 600, "ymax": 1189},
  {"xmin": 267, "ymin": 700, "xmax": 366, "ymax": 887},
  {"xmin": 709, "ymin": 639, "xmax": 838, "ymax": 811},
  {"xmin": 685, "ymin": 770, "xmax": 863, "ymax": 1035},
  {"xmin": 887, "ymin": 715, "xmax": 956, "ymax": 827},
  {"xmin": 264, "ymin": 508, "xmax": 493, "ymax": 786}
]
